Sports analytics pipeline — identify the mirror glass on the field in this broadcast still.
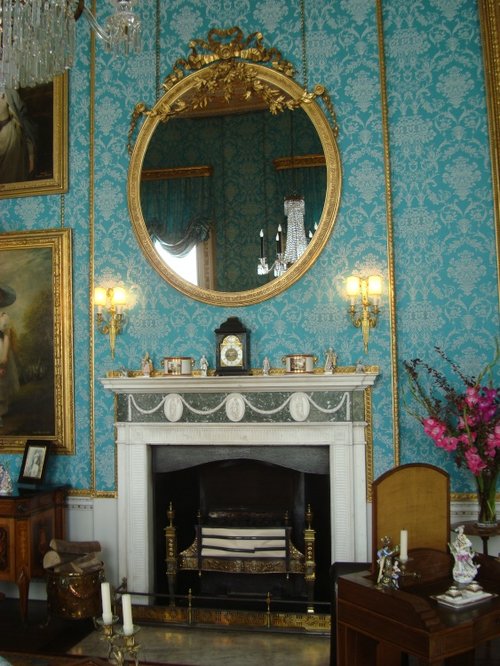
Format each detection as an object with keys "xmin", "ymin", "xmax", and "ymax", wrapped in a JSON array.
[{"xmin": 128, "ymin": 36, "xmax": 341, "ymax": 306}]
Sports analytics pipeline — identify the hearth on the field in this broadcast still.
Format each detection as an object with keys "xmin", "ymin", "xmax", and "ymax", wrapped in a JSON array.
[{"xmin": 153, "ymin": 454, "xmax": 331, "ymax": 604}]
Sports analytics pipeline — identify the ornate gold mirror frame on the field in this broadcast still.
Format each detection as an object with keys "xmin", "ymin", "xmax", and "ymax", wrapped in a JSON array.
[{"xmin": 128, "ymin": 28, "xmax": 342, "ymax": 307}]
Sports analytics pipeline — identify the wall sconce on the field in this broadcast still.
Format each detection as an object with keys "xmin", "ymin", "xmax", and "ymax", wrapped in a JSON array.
[
  {"xmin": 345, "ymin": 274, "xmax": 382, "ymax": 352},
  {"xmin": 94, "ymin": 286, "xmax": 127, "ymax": 359}
]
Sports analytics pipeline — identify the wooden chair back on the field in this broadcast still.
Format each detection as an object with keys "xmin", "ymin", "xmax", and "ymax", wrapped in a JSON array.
[{"xmin": 372, "ymin": 463, "xmax": 450, "ymax": 564}]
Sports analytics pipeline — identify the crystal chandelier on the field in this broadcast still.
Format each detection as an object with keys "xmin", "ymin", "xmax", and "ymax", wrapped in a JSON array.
[
  {"xmin": 0, "ymin": 0, "xmax": 141, "ymax": 90},
  {"xmin": 257, "ymin": 195, "xmax": 309, "ymax": 277},
  {"xmin": 283, "ymin": 195, "xmax": 307, "ymax": 263}
]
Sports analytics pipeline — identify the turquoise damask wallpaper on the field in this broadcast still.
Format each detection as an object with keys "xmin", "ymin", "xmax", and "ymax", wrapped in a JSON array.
[{"xmin": 0, "ymin": 0, "xmax": 498, "ymax": 496}]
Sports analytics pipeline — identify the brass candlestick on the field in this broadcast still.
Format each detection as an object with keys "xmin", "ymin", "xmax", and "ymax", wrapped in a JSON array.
[{"xmin": 96, "ymin": 616, "xmax": 141, "ymax": 666}]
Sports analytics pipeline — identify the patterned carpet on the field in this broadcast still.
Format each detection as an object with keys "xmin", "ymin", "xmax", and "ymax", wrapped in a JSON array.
[{"xmin": 0, "ymin": 655, "xmax": 85, "ymax": 666}]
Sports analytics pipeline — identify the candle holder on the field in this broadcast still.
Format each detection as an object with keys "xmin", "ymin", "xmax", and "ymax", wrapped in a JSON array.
[
  {"xmin": 96, "ymin": 616, "xmax": 141, "ymax": 666},
  {"xmin": 397, "ymin": 558, "xmax": 420, "ymax": 584},
  {"xmin": 257, "ymin": 256, "xmax": 269, "ymax": 275}
]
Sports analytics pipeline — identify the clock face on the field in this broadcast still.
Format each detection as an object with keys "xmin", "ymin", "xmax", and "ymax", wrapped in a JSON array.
[{"xmin": 220, "ymin": 334, "xmax": 244, "ymax": 367}]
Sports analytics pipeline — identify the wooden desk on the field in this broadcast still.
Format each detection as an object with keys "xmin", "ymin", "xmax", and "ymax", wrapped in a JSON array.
[
  {"xmin": 0, "ymin": 485, "xmax": 66, "ymax": 620},
  {"xmin": 337, "ymin": 552, "xmax": 500, "ymax": 666}
]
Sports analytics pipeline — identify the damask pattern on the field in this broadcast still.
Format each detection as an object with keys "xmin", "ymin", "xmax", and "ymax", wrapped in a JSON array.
[{"xmin": 0, "ymin": 0, "xmax": 497, "ymax": 495}]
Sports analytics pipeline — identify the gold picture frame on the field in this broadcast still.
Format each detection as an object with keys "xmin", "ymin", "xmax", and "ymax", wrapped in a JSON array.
[
  {"xmin": 0, "ymin": 228, "xmax": 74, "ymax": 454},
  {"xmin": 0, "ymin": 74, "xmax": 68, "ymax": 199}
]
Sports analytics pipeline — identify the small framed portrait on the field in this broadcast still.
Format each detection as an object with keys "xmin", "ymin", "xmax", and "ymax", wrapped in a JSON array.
[{"xmin": 18, "ymin": 441, "xmax": 50, "ymax": 485}]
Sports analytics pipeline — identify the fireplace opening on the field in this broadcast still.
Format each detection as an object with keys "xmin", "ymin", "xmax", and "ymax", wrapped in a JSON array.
[{"xmin": 153, "ymin": 455, "xmax": 331, "ymax": 608}]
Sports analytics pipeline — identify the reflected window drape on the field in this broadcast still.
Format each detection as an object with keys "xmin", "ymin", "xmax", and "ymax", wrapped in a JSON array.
[{"xmin": 141, "ymin": 175, "xmax": 213, "ymax": 257}]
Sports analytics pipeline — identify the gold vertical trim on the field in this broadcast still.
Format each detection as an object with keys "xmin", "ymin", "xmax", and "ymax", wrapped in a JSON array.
[
  {"xmin": 300, "ymin": 0, "xmax": 308, "ymax": 89},
  {"xmin": 155, "ymin": 0, "xmax": 161, "ymax": 99},
  {"xmin": 60, "ymin": 194, "xmax": 65, "ymax": 227},
  {"xmin": 376, "ymin": 0, "xmax": 400, "ymax": 466},
  {"xmin": 364, "ymin": 387, "xmax": 374, "ymax": 502},
  {"xmin": 478, "ymin": 0, "xmax": 500, "ymax": 312},
  {"xmin": 89, "ymin": 1, "xmax": 97, "ymax": 495}
]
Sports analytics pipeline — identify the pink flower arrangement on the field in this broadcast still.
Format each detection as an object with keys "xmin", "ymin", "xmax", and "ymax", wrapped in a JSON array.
[{"xmin": 404, "ymin": 345, "xmax": 500, "ymax": 478}]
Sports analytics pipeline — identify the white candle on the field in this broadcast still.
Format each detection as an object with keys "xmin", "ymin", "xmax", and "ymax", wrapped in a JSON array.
[
  {"xmin": 122, "ymin": 593, "xmax": 134, "ymax": 636},
  {"xmin": 400, "ymin": 529, "xmax": 408, "ymax": 562},
  {"xmin": 101, "ymin": 582, "xmax": 113, "ymax": 625}
]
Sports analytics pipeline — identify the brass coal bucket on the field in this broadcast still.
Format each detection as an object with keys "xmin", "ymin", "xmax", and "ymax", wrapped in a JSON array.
[{"xmin": 46, "ymin": 565, "xmax": 105, "ymax": 619}]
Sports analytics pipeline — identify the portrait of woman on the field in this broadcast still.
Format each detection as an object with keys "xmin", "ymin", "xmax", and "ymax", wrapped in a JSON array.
[
  {"xmin": 0, "ymin": 88, "xmax": 37, "ymax": 184},
  {"xmin": 0, "ymin": 285, "xmax": 20, "ymax": 428}
]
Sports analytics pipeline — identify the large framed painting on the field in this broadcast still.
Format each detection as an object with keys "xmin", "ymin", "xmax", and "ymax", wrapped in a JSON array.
[
  {"xmin": 0, "ymin": 229, "xmax": 74, "ymax": 454},
  {"xmin": 0, "ymin": 74, "xmax": 68, "ymax": 199}
]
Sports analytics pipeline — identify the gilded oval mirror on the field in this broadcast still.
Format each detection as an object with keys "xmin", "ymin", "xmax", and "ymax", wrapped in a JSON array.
[{"xmin": 128, "ymin": 28, "xmax": 342, "ymax": 306}]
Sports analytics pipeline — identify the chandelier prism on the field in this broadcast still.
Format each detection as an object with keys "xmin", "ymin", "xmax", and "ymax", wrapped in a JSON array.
[{"xmin": 0, "ymin": 0, "xmax": 141, "ymax": 90}]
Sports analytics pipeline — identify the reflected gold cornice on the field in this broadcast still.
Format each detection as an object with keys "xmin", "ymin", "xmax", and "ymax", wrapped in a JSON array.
[
  {"xmin": 141, "ymin": 166, "xmax": 213, "ymax": 180},
  {"xmin": 376, "ymin": 0, "xmax": 400, "ymax": 466},
  {"xmin": 273, "ymin": 154, "xmax": 326, "ymax": 170}
]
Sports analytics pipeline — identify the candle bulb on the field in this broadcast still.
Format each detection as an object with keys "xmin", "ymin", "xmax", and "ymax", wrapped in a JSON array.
[
  {"xmin": 277, "ymin": 224, "xmax": 283, "ymax": 253},
  {"xmin": 276, "ymin": 232, "xmax": 280, "ymax": 254},
  {"xmin": 122, "ymin": 593, "xmax": 134, "ymax": 636},
  {"xmin": 260, "ymin": 229, "xmax": 264, "ymax": 259},
  {"xmin": 400, "ymin": 529, "xmax": 408, "ymax": 562},
  {"xmin": 101, "ymin": 581, "xmax": 113, "ymax": 625}
]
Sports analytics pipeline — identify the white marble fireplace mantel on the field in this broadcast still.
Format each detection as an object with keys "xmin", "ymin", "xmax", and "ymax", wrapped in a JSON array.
[{"xmin": 101, "ymin": 370, "xmax": 378, "ymax": 597}]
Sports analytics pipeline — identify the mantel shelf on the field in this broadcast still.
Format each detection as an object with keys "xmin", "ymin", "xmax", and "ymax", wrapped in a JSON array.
[{"xmin": 101, "ymin": 369, "xmax": 379, "ymax": 394}]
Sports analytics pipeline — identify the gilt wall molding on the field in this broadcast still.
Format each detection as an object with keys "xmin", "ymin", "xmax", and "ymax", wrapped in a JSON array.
[{"xmin": 478, "ymin": 0, "xmax": 500, "ymax": 306}]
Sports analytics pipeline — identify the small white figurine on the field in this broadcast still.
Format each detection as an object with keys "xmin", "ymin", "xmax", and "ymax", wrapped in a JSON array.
[
  {"xmin": 141, "ymin": 352, "xmax": 153, "ymax": 376},
  {"xmin": 449, "ymin": 525, "xmax": 479, "ymax": 585},
  {"xmin": 324, "ymin": 347, "xmax": 337, "ymax": 374},
  {"xmin": 355, "ymin": 359, "xmax": 365, "ymax": 373},
  {"xmin": 262, "ymin": 356, "xmax": 270, "ymax": 376},
  {"xmin": 0, "ymin": 464, "xmax": 13, "ymax": 495},
  {"xmin": 200, "ymin": 355, "xmax": 208, "ymax": 377}
]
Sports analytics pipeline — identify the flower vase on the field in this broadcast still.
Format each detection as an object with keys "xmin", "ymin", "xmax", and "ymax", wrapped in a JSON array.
[{"xmin": 475, "ymin": 471, "xmax": 498, "ymax": 528}]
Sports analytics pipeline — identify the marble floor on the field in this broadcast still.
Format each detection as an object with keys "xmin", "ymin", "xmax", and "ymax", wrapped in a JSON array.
[{"xmin": 67, "ymin": 625, "xmax": 331, "ymax": 666}]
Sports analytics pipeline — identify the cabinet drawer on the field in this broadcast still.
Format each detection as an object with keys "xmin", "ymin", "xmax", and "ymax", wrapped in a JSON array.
[
  {"xmin": 475, "ymin": 609, "xmax": 500, "ymax": 641},
  {"xmin": 0, "ymin": 518, "xmax": 16, "ymax": 581}
]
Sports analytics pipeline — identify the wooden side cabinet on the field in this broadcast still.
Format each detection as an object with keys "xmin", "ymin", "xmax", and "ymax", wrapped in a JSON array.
[{"xmin": 0, "ymin": 486, "xmax": 66, "ymax": 620}]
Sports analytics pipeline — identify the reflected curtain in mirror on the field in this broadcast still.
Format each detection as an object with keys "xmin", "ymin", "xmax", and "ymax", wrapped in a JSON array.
[
  {"xmin": 141, "ymin": 174, "xmax": 213, "ymax": 256},
  {"xmin": 140, "ymin": 108, "xmax": 326, "ymax": 292}
]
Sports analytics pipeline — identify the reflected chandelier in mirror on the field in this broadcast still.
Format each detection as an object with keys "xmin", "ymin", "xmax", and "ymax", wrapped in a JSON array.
[{"xmin": 128, "ymin": 27, "xmax": 342, "ymax": 306}]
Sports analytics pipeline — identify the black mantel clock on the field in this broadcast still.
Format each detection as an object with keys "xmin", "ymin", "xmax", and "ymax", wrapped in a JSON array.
[{"xmin": 215, "ymin": 317, "xmax": 250, "ymax": 376}]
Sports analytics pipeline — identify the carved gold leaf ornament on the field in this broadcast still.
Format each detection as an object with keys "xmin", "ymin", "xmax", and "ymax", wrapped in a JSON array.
[{"xmin": 128, "ymin": 27, "xmax": 338, "ymax": 153}]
